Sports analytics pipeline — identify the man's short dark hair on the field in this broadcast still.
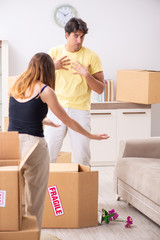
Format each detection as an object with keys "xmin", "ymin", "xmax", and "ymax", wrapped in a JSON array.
[{"xmin": 65, "ymin": 18, "xmax": 88, "ymax": 35}]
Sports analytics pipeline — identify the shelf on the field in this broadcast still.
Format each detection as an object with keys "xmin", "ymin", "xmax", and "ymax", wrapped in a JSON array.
[{"xmin": 91, "ymin": 101, "xmax": 151, "ymax": 110}]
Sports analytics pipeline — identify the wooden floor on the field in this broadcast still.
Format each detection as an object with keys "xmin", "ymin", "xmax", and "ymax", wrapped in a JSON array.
[{"xmin": 41, "ymin": 166, "xmax": 160, "ymax": 240}]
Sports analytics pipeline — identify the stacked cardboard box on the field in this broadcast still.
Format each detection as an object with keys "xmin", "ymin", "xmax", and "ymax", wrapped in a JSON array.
[
  {"xmin": 0, "ymin": 216, "xmax": 40, "ymax": 240},
  {"xmin": 116, "ymin": 70, "xmax": 160, "ymax": 104},
  {"xmin": 42, "ymin": 163, "xmax": 98, "ymax": 228},
  {"xmin": 0, "ymin": 132, "xmax": 40, "ymax": 239}
]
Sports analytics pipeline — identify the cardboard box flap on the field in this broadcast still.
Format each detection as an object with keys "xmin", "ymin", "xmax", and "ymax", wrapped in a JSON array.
[
  {"xmin": 0, "ymin": 159, "xmax": 19, "ymax": 166},
  {"xmin": 50, "ymin": 163, "xmax": 79, "ymax": 172},
  {"xmin": 79, "ymin": 164, "xmax": 90, "ymax": 172},
  {"xmin": 19, "ymin": 140, "xmax": 39, "ymax": 171},
  {"xmin": 0, "ymin": 132, "xmax": 20, "ymax": 159},
  {"xmin": 0, "ymin": 165, "xmax": 18, "ymax": 171}
]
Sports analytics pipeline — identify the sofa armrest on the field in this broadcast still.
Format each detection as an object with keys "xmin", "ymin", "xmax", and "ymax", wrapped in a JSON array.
[{"xmin": 118, "ymin": 137, "xmax": 160, "ymax": 159}]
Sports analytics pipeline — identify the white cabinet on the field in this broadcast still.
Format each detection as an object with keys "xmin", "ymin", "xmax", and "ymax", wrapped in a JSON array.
[
  {"xmin": 90, "ymin": 109, "xmax": 116, "ymax": 166},
  {"xmin": 90, "ymin": 106, "xmax": 151, "ymax": 166},
  {"xmin": 61, "ymin": 103, "xmax": 151, "ymax": 166},
  {"xmin": 0, "ymin": 40, "xmax": 8, "ymax": 131},
  {"xmin": 116, "ymin": 109, "xmax": 151, "ymax": 155}
]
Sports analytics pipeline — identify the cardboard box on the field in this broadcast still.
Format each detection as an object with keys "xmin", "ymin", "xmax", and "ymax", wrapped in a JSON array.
[
  {"xmin": 0, "ymin": 132, "xmax": 39, "ymax": 231},
  {"xmin": 42, "ymin": 163, "xmax": 98, "ymax": 228},
  {"xmin": 57, "ymin": 151, "xmax": 71, "ymax": 163},
  {"xmin": 4, "ymin": 116, "xmax": 71, "ymax": 163},
  {"xmin": 4, "ymin": 117, "xmax": 9, "ymax": 132},
  {"xmin": 0, "ymin": 216, "xmax": 40, "ymax": 240},
  {"xmin": 8, "ymin": 75, "xmax": 19, "ymax": 92},
  {"xmin": 116, "ymin": 70, "xmax": 160, "ymax": 104}
]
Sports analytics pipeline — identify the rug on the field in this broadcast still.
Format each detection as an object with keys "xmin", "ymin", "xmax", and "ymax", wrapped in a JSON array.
[{"xmin": 41, "ymin": 231, "xmax": 62, "ymax": 240}]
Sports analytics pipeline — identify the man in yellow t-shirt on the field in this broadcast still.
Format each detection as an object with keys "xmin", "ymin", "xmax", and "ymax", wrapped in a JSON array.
[{"xmin": 44, "ymin": 18, "xmax": 104, "ymax": 165}]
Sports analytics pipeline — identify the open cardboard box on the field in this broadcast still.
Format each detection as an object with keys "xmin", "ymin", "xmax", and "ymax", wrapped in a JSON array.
[
  {"xmin": 42, "ymin": 163, "xmax": 98, "ymax": 228},
  {"xmin": 0, "ymin": 132, "xmax": 39, "ymax": 231},
  {"xmin": 0, "ymin": 216, "xmax": 40, "ymax": 240}
]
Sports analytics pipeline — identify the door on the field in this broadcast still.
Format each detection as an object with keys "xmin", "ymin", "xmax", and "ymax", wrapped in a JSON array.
[
  {"xmin": 90, "ymin": 109, "xmax": 117, "ymax": 166},
  {"xmin": 117, "ymin": 108, "xmax": 151, "ymax": 156}
]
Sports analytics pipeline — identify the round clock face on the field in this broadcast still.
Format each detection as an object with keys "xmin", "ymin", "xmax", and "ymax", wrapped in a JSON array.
[{"xmin": 54, "ymin": 5, "xmax": 77, "ymax": 27}]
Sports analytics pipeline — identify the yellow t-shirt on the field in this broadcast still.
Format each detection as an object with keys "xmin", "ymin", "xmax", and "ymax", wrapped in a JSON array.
[{"xmin": 49, "ymin": 45, "xmax": 103, "ymax": 110}]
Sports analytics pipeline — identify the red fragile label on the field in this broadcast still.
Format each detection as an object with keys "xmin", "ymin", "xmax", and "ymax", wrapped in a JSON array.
[
  {"xmin": 0, "ymin": 190, "xmax": 6, "ymax": 207},
  {"xmin": 48, "ymin": 185, "xmax": 64, "ymax": 216}
]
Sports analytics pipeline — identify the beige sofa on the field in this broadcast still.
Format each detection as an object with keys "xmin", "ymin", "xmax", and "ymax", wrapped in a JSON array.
[{"xmin": 114, "ymin": 137, "xmax": 160, "ymax": 226}]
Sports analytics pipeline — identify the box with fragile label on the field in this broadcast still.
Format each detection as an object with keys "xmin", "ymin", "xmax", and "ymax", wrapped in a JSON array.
[
  {"xmin": 42, "ymin": 163, "xmax": 98, "ymax": 228},
  {"xmin": 0, "ymin": 132, "xmax": 39, "ymax": 231},
  {"xmin": 0, "ymin": 216, "xmax": 40, "ymax": 240},
  {"xmin": 116, "ymin": 70, "xmax": 160, "ymax": 104}
]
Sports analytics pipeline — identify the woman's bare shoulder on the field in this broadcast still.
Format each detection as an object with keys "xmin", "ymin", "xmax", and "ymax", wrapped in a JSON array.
[{"xmin": 40, "ymin": 85, "xmax": 56, "ymax": 103}]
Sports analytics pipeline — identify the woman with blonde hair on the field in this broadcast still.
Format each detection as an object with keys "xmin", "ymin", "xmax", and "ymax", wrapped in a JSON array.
[{"xmin": 8, "ymin": 52, "xmax": 109, "ymax": 228}]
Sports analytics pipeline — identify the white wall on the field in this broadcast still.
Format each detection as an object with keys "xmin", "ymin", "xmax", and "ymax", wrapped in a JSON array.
[{"xmin": 0, "ymin": 0, "xmax": 160, "ymax": 135}]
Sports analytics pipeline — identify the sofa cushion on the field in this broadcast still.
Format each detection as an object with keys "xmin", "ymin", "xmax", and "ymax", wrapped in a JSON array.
[{"xmin": 115, "ymin": 158, "xmax": 160, "ymax": 205}]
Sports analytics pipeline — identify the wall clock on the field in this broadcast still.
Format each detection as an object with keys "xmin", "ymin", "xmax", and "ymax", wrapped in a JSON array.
[{"xmin": 54, "ymin": 5, "xmax": 77, "ymax": 28}]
